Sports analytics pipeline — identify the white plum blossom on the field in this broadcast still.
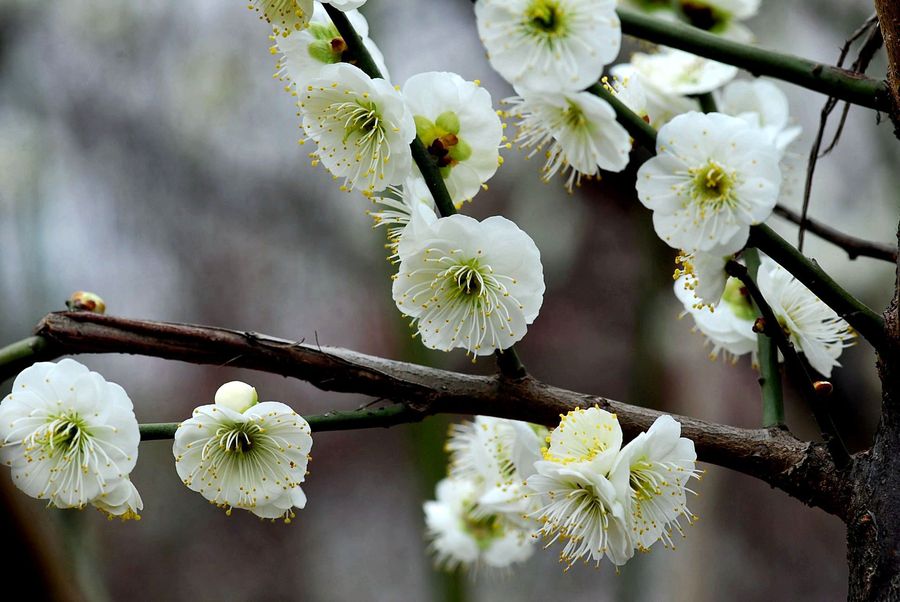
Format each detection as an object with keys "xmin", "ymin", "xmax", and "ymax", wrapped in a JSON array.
[
  {"xmin": 299, "ymin": 63, "xmax": 415, "ymax": 194},
  {"xmin": 674, "ymin": 273, "xmax": 758, "ymax": 361},
  {"xmin": 404, "ymin": 72, "xmax": 504, "ymax": 206},
  {"xmin": 0, "ymin": 359, "xmax": 141, "ymax": 513},
  {"xmin": 214, "ymin": 380, "xmax": 259, "ymax": 413},
  {"xmin": 718, "ymin": 79, "xmax": 801, "ymax": 156},
  {"xmin": 675, "ymin": 0, "xmax": 760, "ymax": 42},
  {"xmin": 637, "ymin": 111, "xmax": 781, "ymax": 254},
  {"xmin": 274, "ymin": 5, "xmax": 389, "ymax": 91},
  {"xmin": 673, "ymin": 249, "xmax": 733, "ymax": 308},
  {"xmin": 475, "ymin": 0, "xmax": 621, "ymax": 92},
  {"xmin": 446, "ymin": 416, "xmax": 546, "ymax": 521},
  {"xmin": 610, "ymin": 415, "xmax": 700, "ymax": 551},
  {"xmin": 250, "ymin": 0, "xmax": 314, "ymax": 38},
  {"xmin": 173, "ymin": 383, "xmax": 312, "ymax": 521},
  {"xmin": 424, "ymin": 477, "xmax": 536, "ymax": 571},
  {"xmin": 610, "ymin": 63, "xmax": 699, "ymax": 128},
  {"xmin": 504, "ymin": 88, "xmax": 631, "ymax": 191},
  {"xmin": 757, "ymin": 256, "xmax": 855, "ymax": 377},
  {"xmin": 629, "ymin": 47, "xmax": 738, "ymax": 97},
  {"xmin": 92, "ymin": 478, "xmax": 143, "ymax": 521},
  {"xmin": 392, "ymin": 213, "xmax": 545, "ymax": 356},
  {"xmin": 525, "ymin": 406, "xmax": 633, "ymax": 567}
]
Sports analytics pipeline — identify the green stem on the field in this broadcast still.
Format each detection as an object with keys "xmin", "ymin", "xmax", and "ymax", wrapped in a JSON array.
[
  {"xmin": 695, "ymin": 91, "xmax": 718, "ymax": 113},
  {"xmin": 596, "ymin": 88, "xmax": 886, "ymax": 351},
  {"xmin": 743, "ymin": 249, "xmax": 784, "ymax": 427},
  {"xmin": 0, "ymin": 336, "xmax": 50, "ymax": 384},
  {"xmin": 588, "ymin": 83, "xmax": 657, "ymax": 150},
  {"xmin": 138, "ymin": 404, "xmax": 424, "ymax": 441},
  {"xmin": 617, "ymin": 8, "xmax": 891, "ymax": 112},
  {"xmin": 748, "ymin": 225, "xmax": 885, "ymax": 349},
  {"xmin": 323, "ymin": 4, "xmax": 526, "ymax": 378}
]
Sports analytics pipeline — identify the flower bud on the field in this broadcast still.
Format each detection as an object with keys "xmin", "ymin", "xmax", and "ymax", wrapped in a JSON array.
[
  {"xmin": 66, "ymin": 291, "xmax": 106, "ymax": 314},
  {"xmin": 214, "ymin": 381, "xmax": 259, "ymax": 414}
]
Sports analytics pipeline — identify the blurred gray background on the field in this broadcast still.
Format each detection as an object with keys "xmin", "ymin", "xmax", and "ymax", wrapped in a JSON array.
[{"xmin": 0, "ymin": 0, "xmax": 896, "ymax": 600}]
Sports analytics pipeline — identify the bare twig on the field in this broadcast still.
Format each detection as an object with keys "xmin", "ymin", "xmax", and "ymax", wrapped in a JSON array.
[
  {"xmin": 0, "ymin": 311, "xmax": 853, "ymax": 518},
  {"xmin": 773, "ymin": 204, "xmax": 898, "ymax": 263}
]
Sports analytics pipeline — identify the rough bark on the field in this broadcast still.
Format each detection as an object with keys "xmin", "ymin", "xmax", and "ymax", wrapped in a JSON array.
[
  {"xmin": 876, "ymin": 0, "xmax": 900, "ymax": 135},
  {"xmin": 16, "ymin": 311, "xmax": 851, "ymax": 517},
  {"xmin": 847, "ymin": 222, "xmax": 900, "ymax": 601}
]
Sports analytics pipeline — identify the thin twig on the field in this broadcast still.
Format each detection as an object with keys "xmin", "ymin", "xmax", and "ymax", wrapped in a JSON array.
[{"xmin": 773, "ymin": 204, "xmax": 898, "ymax": 263}]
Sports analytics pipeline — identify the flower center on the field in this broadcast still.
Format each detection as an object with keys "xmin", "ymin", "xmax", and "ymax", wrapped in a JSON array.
[
  {"xmin": 35, "ymin": 412, "xmax": 91, "ymax": 457},
  {"xmin": 630, "ymin": 458, "xmax": 664, "ymax": 502},
  {"xmin": 446, "ymin": 259, "xmax": 487, "ymax": 297},
  {"xmin": 721, "ymin": 276, "xmax": 756, "ymax": 321},
  {"xmin": 462, "ymin": 507, "xmax": 503, "ymax": 550},
  {"xmin": 524, "ymin": 0, "xmax": 566, "ymax": 36},
  {"xmin": 689, "ymin": 160, "xmax": 737, "ymax": 210},
  {"xmin": 216, "ymin": 422, "xmax": 263, "ymax": 454},
  {"xmin": 414, "ymin": 111, "xmax": 472, "ymax": 177}
]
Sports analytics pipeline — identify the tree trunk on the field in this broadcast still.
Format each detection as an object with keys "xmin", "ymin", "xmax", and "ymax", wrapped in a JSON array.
[{"xmin": 846, "ymin": 224, "xmax": 900, "ymax": 601}]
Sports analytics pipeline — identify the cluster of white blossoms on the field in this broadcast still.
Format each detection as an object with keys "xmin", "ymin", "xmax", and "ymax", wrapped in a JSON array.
[
  {"xmin": 675, "ymin": 255, "xmax": 856, "ymax": 375},
  {"xmin": 0, "ymin": 365, "xmax": 315, "ymax": 524},
  {"xmin": 0, "ymin": 360, "xmax": 143, "ymax": 520},
  {"xmin": 426, "ymin": 409, "xmax": 699, "ymax": 571}
]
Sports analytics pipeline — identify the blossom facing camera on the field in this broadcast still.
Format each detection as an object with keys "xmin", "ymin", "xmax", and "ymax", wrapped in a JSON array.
[
  {"xmin": 475, "ymin": 0, "xmax": 621, "ymax": 92},
  {"xmin": 299, "ymin": 63, "xmax": 415, "ymax": 194},
  {"xmin": 0, "ymin": 359, "xmax": 141, "ymax": 512},
  {"xmin": 504, "ymin": 88, "xmax": 630, "ymax": 191},
  {"xmin": 403, "ymin": 72, "xmax": 503, "ymax": 206},
  {"xmin": 392, "ymin": 214, "xmax": 545, "ymax": 356},
  {"xmin": 637, "ymin": 111, "xmax": 781, "ymax": 254},
  {"xmin": 174, "ymin": 389, "xmax": 313, "ymax": 521}
]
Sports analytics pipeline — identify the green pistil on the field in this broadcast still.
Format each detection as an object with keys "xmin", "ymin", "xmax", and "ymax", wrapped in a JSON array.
[
  {"xmin": 42, "ymin": 412, "xmax": 90, "ymax": 456},
  {"xmin": 462, "ymin": 508, "xmax": 503, "ymax": 550},
  {"xmin": 630, "ymin": 459, "xmax": 661, "ymax": 502},
  {"xmin": 524, "ymin": 0, "xmax": 566, "ymax": 35},
  {"xmin": 217, "ymin": 423, "xmax": 262, "ymax": 454},
  {"xmin": 415, "ymin": 111, "xmax": 471, "ymax": 173},
  {"xmin": 689, "ymin": 160, "xmax": 737, "ymax": 210},
  {"xmin": 722, "ymin": 277, "xmax": 756, "ymax": 321}
]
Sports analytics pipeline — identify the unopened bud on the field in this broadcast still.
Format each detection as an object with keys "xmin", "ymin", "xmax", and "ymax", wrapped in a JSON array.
[
  {"xmin": 67, "ymin": 291, "xmax": 106, "ymax": 314},
  {"xmin": 214, "ymin": 381, "xmax": 259, "ymax": 413},
  {"xmin": 752, "ymin": 317, "xmax": 766, "ymax": 334},
  {"xmin": 813, "ymin": 381, "xmax": 833, "ymax": 397}
]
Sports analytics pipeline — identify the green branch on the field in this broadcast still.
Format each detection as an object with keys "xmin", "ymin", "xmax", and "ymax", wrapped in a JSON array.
[
  {"xmin": 617, "ymin": 8, "xmax": 892, "ymax": 112},
  {"xmin": 741, "ymin": 250, "xmax": 785, "ymax": 428},
  {"xmin": 324, "ymin": 4, "xmax": 526, "ymax": 378},
  {"xmin": 139, "ymin": 404, "xmax": 424, "ymax": 441},
  {"xmin": 595, "ymin": 88, "xmax": 886, "ymax": 351}
]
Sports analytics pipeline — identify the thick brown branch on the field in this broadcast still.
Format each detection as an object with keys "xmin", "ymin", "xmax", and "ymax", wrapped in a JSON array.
[
  {"xmin": 876, "ymin": 1, "xmax": 900, "ymax": 134},
  {"xmin": 774, "ymin": 205, "xmax": 898, "ymax": 263},
  {"xmin": 13, "ymin": 312, "xmax": 851, "ymax": 518}
]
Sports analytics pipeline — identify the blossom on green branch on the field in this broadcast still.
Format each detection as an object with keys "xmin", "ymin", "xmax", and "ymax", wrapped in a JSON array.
[
  {"xmin": 173, "ymin": 382, "xmax": 313, "ymax": 522},
  {"xmin": 392, "ymin": 212, "xmax": 545, "ymax": 356},
  {"xmin": 637, "ymin": 111, "xmax": 781, "ymax": 254},
  {"xmin": 299, "ymin": 63, "xmax": 415, "ymax": 194},
  {"xmin": 0, "ymin": 359, "xmax": 142, "ymax": 517},
  {"xmin": 403, "ymin": 71, "xmax": 504, "ymax": 206},
  {"xmin": 475, "ymin": 0, "xmax": 621, "ymax": 92}
]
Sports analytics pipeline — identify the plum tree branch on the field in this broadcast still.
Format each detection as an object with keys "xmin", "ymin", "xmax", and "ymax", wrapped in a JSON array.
[
  {"xmin": 0, "ymin": 311, "xmax": 851, "ymax": 518},
  {"xmin": 616, "ymin": 8, "xmax": 892, "ymax": 113},
  {"xmin": 773, "ymin": 204, "xmax": 898, "ymax": 263}
]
